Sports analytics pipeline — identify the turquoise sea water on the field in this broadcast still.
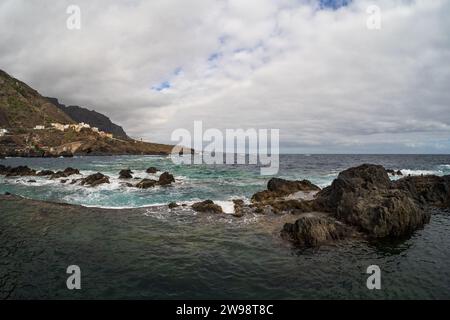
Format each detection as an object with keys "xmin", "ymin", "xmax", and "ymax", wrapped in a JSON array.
[
  {"xmin": 1, "ymin": 154, "xmax": 450, "ymax": 209},
  {"xmin": 1, "ymin": 154, "xmax": 450, "ymax": 299}
]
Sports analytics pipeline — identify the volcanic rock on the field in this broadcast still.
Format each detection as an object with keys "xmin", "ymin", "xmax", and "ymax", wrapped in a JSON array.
[
  {"xmin": 158, "ymin": 172, "xmax": 175, "ymax": 186},
  {"xmin": 119, "ymin": 169, "xmax": 133, "ymax": 179},
  {"xmin": 192, "ymin": 200, "xmax": 223, "ymax": 214},
  {"xmin": 281, "ymin": 213, "xmax": 354, "ymax": 247},
  {"xmin": 80, "ymin": 173, "xmax": 110, "ymax": 187},
  {"xmin": 136, "ymin": 179, "xmax": 157, "ymax": 189},
  {"xmin": 146, "ymin": 167, "xmax": 159, "ymax": 174}
]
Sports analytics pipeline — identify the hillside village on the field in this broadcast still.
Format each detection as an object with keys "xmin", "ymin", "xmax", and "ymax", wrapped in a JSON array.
[
  {"xmin": 0, "ymin": 69, "xmax": 176, "ymax": 157},
  {"xmin": 34, "ymin": 122, "xmax": 114, "ymax": 139}
]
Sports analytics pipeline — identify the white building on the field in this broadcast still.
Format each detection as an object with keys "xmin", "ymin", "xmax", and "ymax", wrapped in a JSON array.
[
  {"xmin": 0, "ymin": 128, "xmax": 8, "ymax": 137},
  {"xmin": 34, "ymin": 125, "xmax": 45, "ymax": 130},
  {"xmin": 51, "ymin": 123, "xmax": 65, "ymax": 131}
]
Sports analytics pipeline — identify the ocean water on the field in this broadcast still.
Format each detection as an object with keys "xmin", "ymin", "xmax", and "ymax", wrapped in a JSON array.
[
  {"xmin": 1, "ymin": 154, "xmax": 450, "ymax": 209},
  {"xmin": 1, "ymin": 154, "xmax": 450, "ymax": 299}
]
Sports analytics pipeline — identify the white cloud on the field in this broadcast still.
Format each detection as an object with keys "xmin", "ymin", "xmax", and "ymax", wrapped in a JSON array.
[{"xmin": 0, "ymin": 0, "xmax": 449, "ymax": 153}]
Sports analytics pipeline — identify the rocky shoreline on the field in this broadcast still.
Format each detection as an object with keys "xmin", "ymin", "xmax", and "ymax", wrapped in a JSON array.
[{"xmin": 1, "ymin": 163, "xmax": 449, "ymax": 248}]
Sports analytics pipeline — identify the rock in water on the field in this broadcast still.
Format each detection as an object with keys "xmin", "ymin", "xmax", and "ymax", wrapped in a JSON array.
[
  {"xmin": 63, "ymin": 167, "xmax": 80, "ymax": 176},
  {"xmin": 268, "ymin": 178, "xmax": 321, "ymax": 194},
  {"xmin": 50, "ymin": 171, "xmax": 67, "ymax": 179},
  {"xmin": 136, "ymin": 179, "xmax": 157, "ymax": 189},
  {"xmin": 158, "ymin": 172, "xmax": 175, "ymax": 186},
  {"xmin": 51, "ymin": 167, "xmax": 80, "ymax": 179},
  {"xmin": 233, "ymin": 199, "xmax": 245, "ymax": 217},
  {"xmin": 4, "ymin": 166, "xmax": 36, "ymax": 177},
  {"xmin": 80, "ymin": 173, "xmax": 110, "ymax": 187},
  {"xmin": 394, "ymin": 175, "xmax": 450, "ymax": 208},
  {"xmin": 314, "ymin": 164, "xmax": 430, "ymax": 238},
  {"xmin": 192, "ymin": 200, "xmax": 223, "ymax": 213},
  {"xmin": 146, "ymin": 167, "xmax": 159, "ymax": 174},
  {"xmin": 0, "ymin": 165, "xmax": 10, "ymax": 175},
  {"xmin": 168, "ymin": 202, "xmax": 179, "ymax": 209},
  {"xmin": 119, "ymin": 169, "xmax": 133, "ymax": 179},
  {"xmin": 281, "ymin": 214, "xmax": 353, "ymax": 247},
  {"xmin": 37, "ymin": 170, "xmax": 55, "ymax": 176},
  {"xmin": 252, "ymin": 178, "xmax": 320, "ymax": 202}
]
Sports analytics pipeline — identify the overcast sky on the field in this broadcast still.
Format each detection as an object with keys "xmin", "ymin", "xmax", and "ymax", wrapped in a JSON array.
[{"xmin": 0, "ymin": 0, "xmax": 449, "ymax": 153}]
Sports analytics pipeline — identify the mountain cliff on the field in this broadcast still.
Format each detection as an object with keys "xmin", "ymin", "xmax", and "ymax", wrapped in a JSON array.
[
  {"xmin": 46, "ymin": 97, "xmax": 129, "ymax": 139},
  {"xmin": 0, "ymin": 69, "xmax": 175, "ymax": 157},
  {"xmin": 0, "ymin": 70, "xmax": 74, "ymax": 128}
]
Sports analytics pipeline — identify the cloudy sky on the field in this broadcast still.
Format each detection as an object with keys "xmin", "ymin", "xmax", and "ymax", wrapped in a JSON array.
[{"xmin": 0, "ymin": 0, "xmax": 449, "ymax": 153}]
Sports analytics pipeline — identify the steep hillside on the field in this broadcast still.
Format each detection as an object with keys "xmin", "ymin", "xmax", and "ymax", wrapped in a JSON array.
[
  {"xmin": 47, "ymin": 97, "xmax": 129, "ymax": 139},
  {"xmin": 0, "ymin": 70, "xmax": 74, "ymax": 128},
  {"xmin": 0, "ymin": 69, "xmax": 176, "ymax": 157}
]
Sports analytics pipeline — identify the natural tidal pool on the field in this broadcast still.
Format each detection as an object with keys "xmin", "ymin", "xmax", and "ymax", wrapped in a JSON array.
[{"xmin": 1, "ymin": 154, "xmax": 450, "ymax": 299}]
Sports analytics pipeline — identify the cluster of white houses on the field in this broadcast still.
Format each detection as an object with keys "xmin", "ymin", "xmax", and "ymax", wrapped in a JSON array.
[{"xmin": 33, "ymin": 122, "xmax": 113, "ymax": 139}]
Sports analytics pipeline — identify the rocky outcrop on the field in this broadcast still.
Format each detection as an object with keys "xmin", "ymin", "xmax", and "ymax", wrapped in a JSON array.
[
  {"xmin": 158, "ymin": 172, "xmax": 175, "ymax": 186},
  {"xmin": 268, "ymin": 178, "xmax": 321, "ymax": 194},
  {"xmin": 37, "ymin": 170, "xmax": 55, "ymax": 176},
  {"xmin": 394, "ymin": 175, "xmax": 450, "ymax": 208},
  {"xmin": 274, "ymin": 164, "xmax": 450, "ymax": 247},
  {"xmin": 50, "ymin": 167, "xmax": 80, "ymax": 179},
  {"xmin": 136, "ymin": 179, "xmax": 157, "ymax": 189},
  {"xmin": 168, "ymin": 202, "xmax": 179, "ymax": 209},
  {"xmin": 80, "ymin": 173, "xmax": 110, "ymax": 187},
  {"xmin": 252, "ymin": 178, "xmax": 320, "ymax": 202},
  {"xmin": 2, "ymin": 166, "xmax": 36, "ymax": 177},
  {"xmin": 119, "ymin": 169, "xmax": 133, "ymax": 179},
  {"xmin": 232, "ymin": 199, "xmax": 245, "ymax": 217},
  {"xmin": 64, "ymin": 167, "xmax": 80, "ymax": 176},
  {"xmin": 192, "ymin": 200, "xmax": 223, "ymax": 213},
  {"xmin": 146, "ymin": 167, "xmax": 159, "ymax": 174},
  {"xmin": 135, "ymin": 172, "xmax": 175, "ymax": 188},
  {"xmin": 281, "ymin": 213, "xmax": 355, "ymax": 247},
  {"xmin": 314, "ymin": 164, "xmax": 431, "ymax": 238}
]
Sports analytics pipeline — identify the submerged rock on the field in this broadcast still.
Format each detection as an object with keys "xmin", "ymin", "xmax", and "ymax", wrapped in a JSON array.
[
  {"xmin": 281, "ymin": 214, "xmax": 354, "ymax": 247},
  {"xmin": 136, "ymin": 179, "xmax": 157, "ymax": 189},
  {"xmin": 158, "ymin": 172, "xmax": 175, "ymax": 186},
  {"xmin": 192, "ymin": 200, "xmax": 223, "ymax": 214},
  {"xmin": 80, "ymin": 173, "xmax": 110, "ymax": 187},
  {"xmin": 119, "ymin": 169, "xmax": 133, "ymax": 179}
]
